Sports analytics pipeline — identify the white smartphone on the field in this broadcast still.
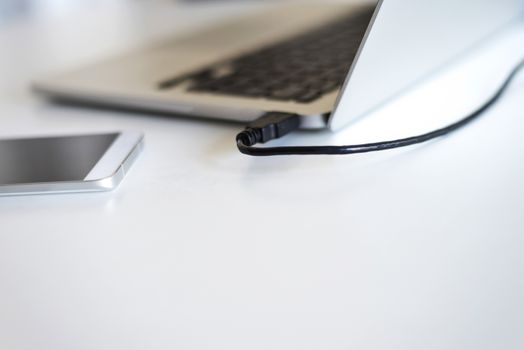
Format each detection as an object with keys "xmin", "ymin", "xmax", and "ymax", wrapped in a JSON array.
[{"xmin": 0, "ymin": 132, "xmax": 143, "ymax": 196}]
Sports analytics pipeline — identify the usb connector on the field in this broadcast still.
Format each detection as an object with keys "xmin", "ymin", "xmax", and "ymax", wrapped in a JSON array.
[{"xmin": 236, "ymin": 112, "xmax": 300, "ymax": 148}]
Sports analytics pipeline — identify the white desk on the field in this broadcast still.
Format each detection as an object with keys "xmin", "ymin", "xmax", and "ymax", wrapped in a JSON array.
[{"xmin": 1, "ymin": 2, "xmax": 524, "ymax": 349}]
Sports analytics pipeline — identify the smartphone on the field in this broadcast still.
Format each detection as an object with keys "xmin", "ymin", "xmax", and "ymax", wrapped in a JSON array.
[{"xmin": 0, "ymin": 132, "xmax": 143, "ymax": 196}]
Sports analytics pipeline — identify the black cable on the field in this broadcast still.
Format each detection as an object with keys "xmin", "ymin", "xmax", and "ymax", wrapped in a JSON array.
[{"xmin": 237, "ymin": 57, "xmax": 524, "ymax": 156}]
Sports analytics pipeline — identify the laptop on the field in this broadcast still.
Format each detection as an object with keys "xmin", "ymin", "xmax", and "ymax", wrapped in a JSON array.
[{"xmin": 33, "ymin": 0, "xmax": 524, "ymax": 131}]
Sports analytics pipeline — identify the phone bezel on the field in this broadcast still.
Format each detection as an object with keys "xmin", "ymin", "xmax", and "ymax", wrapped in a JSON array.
[
  {"xmin": 0, "ymin": 131, "xmax": 144, "ymax": 196},
  {"xmin": 85, "ymin": 131, "xmax": 143, "ymax": 181}
]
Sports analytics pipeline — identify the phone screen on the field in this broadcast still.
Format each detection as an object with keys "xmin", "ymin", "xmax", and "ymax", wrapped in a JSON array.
[{"xmin": 0, "ymin": 133, "xmax": 119, "ymax": 185}]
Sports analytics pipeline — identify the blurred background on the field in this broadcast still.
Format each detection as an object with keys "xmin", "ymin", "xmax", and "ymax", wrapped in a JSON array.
[
  {"xmin": 0, "ymin": 0, "xmax": 99, "ymax": 20},
  {"xmin": 0, "ymin": 0, "xmax": 363, "ymax": 23},
  {"xmin": 0, "ymin": 0, "xmax": 274, "ymax": 22}
]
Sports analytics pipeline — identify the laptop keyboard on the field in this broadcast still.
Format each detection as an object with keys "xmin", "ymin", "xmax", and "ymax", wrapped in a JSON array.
[{"xmin": 159, "ymin": 8, "xmax": 375, "ymax": 103}]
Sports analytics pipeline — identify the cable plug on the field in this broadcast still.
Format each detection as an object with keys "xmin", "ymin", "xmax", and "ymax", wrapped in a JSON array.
[{"xmin": 236, "ymin": 112, "xmax": 300, "ymax": 147}]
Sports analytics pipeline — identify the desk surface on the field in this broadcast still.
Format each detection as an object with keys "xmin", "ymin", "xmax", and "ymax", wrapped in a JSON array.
[{"xmin": 1, "ymin": 1, "xmax": 524, "ymax": 349}]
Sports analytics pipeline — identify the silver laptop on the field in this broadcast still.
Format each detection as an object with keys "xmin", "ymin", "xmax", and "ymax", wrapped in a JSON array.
[{"xmin": 33, "ymin": 0, "xmax": 523, "ymax": 131}]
